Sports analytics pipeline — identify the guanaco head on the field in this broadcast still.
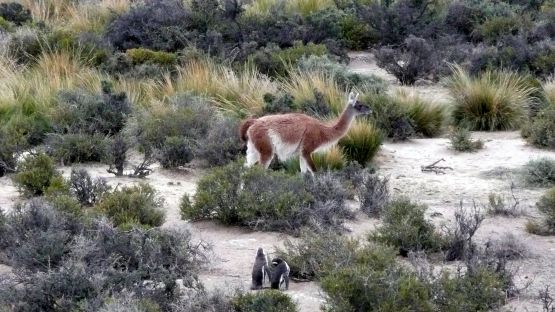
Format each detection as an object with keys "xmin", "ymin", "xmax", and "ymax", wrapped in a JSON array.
[{"xmin": 347, "ymin": 92, "xmax": 371, "ymax": 115}]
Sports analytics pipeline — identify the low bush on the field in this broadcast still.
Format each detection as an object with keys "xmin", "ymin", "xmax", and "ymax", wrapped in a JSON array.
[
  {"xmin": 521, "ymin": 107, "xmax": 555, "ymax": 149},
  {"xmin": 363, "ymin": 93, "xmax": 415, "ymax": 141},
  {"xmin": 274, "ymin": 230, "xmax": 362, "ymax": 280},
  {"xmin": 371, "ymin": 198, "xmax": 443, "ymax": 256},
  {"xmin": 443, "ymin": 203, "xmax": 485, "ymax": 261},
  {"xmin": 105, "ymin": 0, "xmax": 191, "ymax": 52},
  {"xmin": 522, "ymin": 158, "xmax": 555, "ymax": 186},
  {"xmin": 262, "ymin": 92, "xmax": 295, "ymax": 114},
  {"xmin": 449, "ymin": 127, "xmax": 484, "ymax": 152},
  {"xmin": 12, "ymin": 153, "xmax": 64, "ymax": 197},
  {"xmin": 96, "ymin": 184, "xmax": 165, "ymax": 229},
  {"xmin": 180, "ymin": 162, "xmax": 351, "ymax": 235},
  {"xmin": 353, "ymin": 170, "xmax": 390, "ymax": 217},
  {"xmin": 69, "ymin": 169, "xmax": 110, "ymax": 207},
  {"xmin": 488, "ymin": 233, "xmax": 529, "ymax": 260},
  {"xmin": 45, "ymin": 133, "xmax": 109, "ymax": 165},
  {"xmin": 375, "ymin": 35, "xmax": 438, "ymax": 85},
  {"xmin": 487, "ymin": 189, "xmax": 524, "ymax": 217},
  {"xmin": 448, "ymin": 65, "xmax": 536, "ymax": 131},
  {"xmin": 157, "ymin": 136, "xmax": 194, "ymax": 169},
  {"xmin": 0, "ymin": 200, "xmax": 209, "ymax": 310},
  {"xmin": 338, "ymin": 120, "xmax": 382, "ymax": 166},
  {"xmin": 195, "ymin": 116, "xmax": 243, "ymax": 167},
  {"xmin": 528, "ymin": 188, "xmax": 555, "ymax": 236},
  {"xmin": 232, "ymin": 290, "xmax": 297, "ymax": 312},
  {"xmin": 54, "ymin": 83, "xmax": 131, "ymax": 136},
  {"xmin": 297, "ymin": 55, "xmax": 387, "ymax": 92},
  {"xmin": 126, "ymin": 48, "xmax": 178, "ymax": 66},
  {"xmin": 0, "ymin": 2, "xmax": 31, "ymax": 25}
]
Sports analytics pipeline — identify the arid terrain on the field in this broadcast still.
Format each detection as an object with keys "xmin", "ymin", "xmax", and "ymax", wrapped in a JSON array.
[{"xmin": 1, "ymin": 54, "xmax": 554, "ymax": 311}]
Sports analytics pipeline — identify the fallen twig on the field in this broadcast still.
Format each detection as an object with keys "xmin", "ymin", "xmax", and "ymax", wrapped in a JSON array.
[{"xmin": 421, "ymin": 158, "xmax": 453, "ymax": 174}]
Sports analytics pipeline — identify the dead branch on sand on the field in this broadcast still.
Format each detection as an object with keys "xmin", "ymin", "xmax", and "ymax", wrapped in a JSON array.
[{"xmin": 421, "ymin": 158, "xmax": 453, "ymax": 174}]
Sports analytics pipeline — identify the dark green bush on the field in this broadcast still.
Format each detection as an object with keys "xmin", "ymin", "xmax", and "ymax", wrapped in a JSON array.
[
  {"xmin": 521, "ymin": 108, "xmax": 555, "ymax": 149},
  {"xmin": 522, "ymin": 158, "xmax": 555, "ymax": 186},
  {"xmin": 321, "ymin": 264, "xmax": 434, "ymax": 311},
  {"xmin": 0, "ymin": 2, "xmax": 31, "ymax": 25},
  {"xmin": 362, "ymin": 93, "xmax": 415, "ymax": 141},
  {"xmin": 180, "ymin": 162, "xmax": 351, "ymax": 235},
  {"xmin": 449, "ymin": 128, "xmax": 484, "ymax": 152},
  {"xmin": 45, "ymin": 133, "xmax": 109, "ymax": 165},
  {"xmin": 69, "ymin": 169, "xmax": 110, "ymax": 207},
  {"xmin": 474, "ymin": 16, "xmax": 521, "ymax": 44},
  {"xmin": 13, "ymin": 153, "xmax": 63, "ymax": 197},
  {"xmin": 96, "ymin": 184, "xmax": 165, "ymax": 229},
  {"xmin": 232, "ymin": 290, "xmax": 297, "ymax": 312},
  {"xmin": 262, "ymin": 93, "xmax": 295, "ymax": 114},
  {"xmin": 371, "ymin": 198, "xmax": 443, "ymax": 256},
  {"xmin": 54, "ymin": 83, "xmax": 131, "ymax": 136},
  {"xmin": 195, "ymin": 117, "xmax": 243, "ymax": 167},
  {"xmin": 157, "ymin": 136, "xmax": 194, "ymax": 169}
]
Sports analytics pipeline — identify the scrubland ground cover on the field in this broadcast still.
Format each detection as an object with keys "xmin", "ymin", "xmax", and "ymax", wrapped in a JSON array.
[{"xmin": 1, "ymin": 0, "xmax": 555, "ymax": 311}]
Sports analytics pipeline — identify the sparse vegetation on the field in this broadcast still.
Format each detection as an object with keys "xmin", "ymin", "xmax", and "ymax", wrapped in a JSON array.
[
  {"xmin": 449, "ymin": 127, "xmax": 484, "ymax": 152},
  {"xmin": 232, "ymin": 290, "xmax": 298, "ymax": 312},
  {"xmin": 522, "ymin": 158, "xmax": 555, "ymax": 187},
  {"xmin": 527, "ymin": 188, "xmax": 555, "ymax": 236}
]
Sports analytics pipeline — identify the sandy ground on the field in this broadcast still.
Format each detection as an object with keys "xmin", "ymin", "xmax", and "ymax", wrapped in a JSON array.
[{"xmin": 1, "ymin": 53, "xmax": 555, "ymax": 311}]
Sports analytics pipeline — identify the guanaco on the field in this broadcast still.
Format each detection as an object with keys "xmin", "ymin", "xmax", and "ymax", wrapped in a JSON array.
[{"xmin": 239, "ymin": 92, "xmax": 371, "ymax": 173}]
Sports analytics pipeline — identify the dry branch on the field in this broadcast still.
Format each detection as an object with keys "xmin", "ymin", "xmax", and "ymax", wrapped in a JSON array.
[{"xmin": 421, "ymin": 158, "xmax": 453, "ymax": 174}]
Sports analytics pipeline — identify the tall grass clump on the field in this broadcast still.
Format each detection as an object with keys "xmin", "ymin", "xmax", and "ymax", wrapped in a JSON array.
[
  {"xmin": 395, "ymin": 90, "xmax": 445, "ymax": 137},
  {"xmin": 282, "ymin": 69, "xmax": 345, "ymax": 115},
  {"xmin": 521, "ymin": 77, "xmax": 555, "ymax": 149},
  {"xmin": 164, "ymin": 60, "xmax": 277, "ymax": 116},
  {"xmin": 311, "ymin": 146, "xmax": 346, "ymax": 171},
  {"xmin": 447, "ymin": 65, "xmax": 537, "ymax": 131},
  {"xmin": 285, "ymin": 0, "xmax": 336, "ymax": 16},
  {"xmin": 339, "ymin": 120, "xmax": 383, "ymax": 166},
  {"xmin": 449, "ymin": 127, "xmax": 484, "ymax": 152}
]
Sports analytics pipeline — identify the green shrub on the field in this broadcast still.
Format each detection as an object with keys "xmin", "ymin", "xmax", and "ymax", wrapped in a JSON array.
[
  {"xmin": 402, "ymin": 95, "xmax": 445, "ymax": 137},
  {"xmin": 297, "ymin": 55, "xmax": 387, "ymax": 92},
  {"xmin": 69, "ymin": 169, "xmax": 110, "ymax": 207},
  {"xmin": 362, "ymin": 92, "xmax": 415, "ymax": 140},
  {"xmin": 528, "ymin": 188, "xmax": 555, "ymax": 236},
  {"xmin": 521, "ymin": 107, "xmax": 555, "ymax": 149},
  {"xmin": 434, "ymin": 268, "xmax": 507, "ymax": 311},
  {"xmin": 195, "ymin": 116, "xmax": 243, "ymax": 167},
  {"xmin": 449, "ymin": 128, "xmax": 484, "ymax": 152},
  {"xmin": 126, "ymin": 48, "xmax": 178, "ymax": 66},
  {"xmin": 0, "ymin": 16, "xmax": 11, "ymax": 31},
  {"xmin": 232, "ymin": 290, "xmax": 297, "ymax": 312},
  {"xmin": 371, "ymin": 198, "xmax": 442, "ymax": 255},
  {"xmin": 521, "ymin": 158, "xmax": 555, "ymax": 186},
  {"xmin": 45, "ymin": 133, "xmax": 109, "ymax": 165},
  {"xmin": 339, "ymin": 15, "xmax": 372, "ymax": 50},
  {"xmin": 96, "ymin": 184, "xmax": 165, "ymax": 229},
  {"xmin": 448, "ymin": 65, "xmax": 536, "ymax": 131},
  {"xmin": 180, "ymin": 162, "xmax": 351, "ymax": 234},
  {"xmin": 321, "ymin": 264, "xmax": 434, "ymax": 312},
  {"xmin": 475, "ymin": 16, "xmax": 521, "ymax": 44},
  {"xmin": 157, "ymin": 136, "xmax": 193, "ymax": 169},
  {"xmin": 339, "ymin": 120, "xmax": 382, "ymax": 166},
  {"xmin": 13, "ymin": 153, "xmax": 63, "ymax": 197}
]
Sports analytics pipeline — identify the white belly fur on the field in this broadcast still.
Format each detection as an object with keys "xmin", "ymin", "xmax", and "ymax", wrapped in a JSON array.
[{"xmin": 268, "ymin": 129, "xmax": 300, "ymax": 161}]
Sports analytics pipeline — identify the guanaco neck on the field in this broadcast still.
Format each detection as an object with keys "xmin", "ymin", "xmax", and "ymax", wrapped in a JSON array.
[{"xmin": 324, "ymin": 106, "xmax": 356, "ymax": 141}]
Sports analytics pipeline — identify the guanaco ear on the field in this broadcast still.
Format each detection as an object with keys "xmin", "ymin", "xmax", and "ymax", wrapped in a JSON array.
[{"xmin": 348, "ymin": 92, "xmax": 357, "ymax": 106}]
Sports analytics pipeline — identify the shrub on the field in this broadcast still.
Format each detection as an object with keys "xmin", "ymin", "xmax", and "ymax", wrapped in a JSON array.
[
  {"xmin": 447, "ymin": 65, "xmax": 536, "ymax": 131},
  {"xmin": 0, "ymin": 207, "xmax": 208, "ymax": 311},
  {"xmin": 105, "ymin": 0, "xmax": 191, "ymax": 52},
  {"xmin": 157, "ymin": 136, "xmax": 194, "ymax": 169},
  {"xmin": 529, "ymin": 187, "xmax": 555, "ymax": 235},
  {"xmin": 195, "ymin": 117, "xmax": 243, "ymax": 167},
  {"xmin": 338, "ymin": 120, "xmax": 382, "ymax": 166},
  {"xmin": 353, "ymin": 170, "xmax": 390, "ymax": 217},
  {"xmin": 96, "ymin": 184, "xmax": 165, "ymax": 229},
  {"xmin": 54, "ymin": 83, "xmax": 131, "ymax": 136},
  {"xmin": 362, "ymin": 92, "xmax": 414, "ymax": 141},
  {"xmin": 45, "ymin": 133, "xmax": 109, "ymax": 165},
  {"xmin": 396, "ymin": 91, "xmax": 445, "ymax": 137},
  {"xmin": 0, "ymin": 2, "xmax": 32, "ymax": 25},
  {"xmin": 274, "ymin": 230, "xmax": 362, "ymax": 280},
  {"xmin": 372, "ymin": 198, "xmax": 442, "ymax": 256},
  {"xmin": 297, "ymin": 55, "xmax": 387, "ymax": 92},
  {"xmin": 522, "ymin": 158, "xmax": 555, "ymax": 186},
  {"xmin": 180, "ymin": 162, "xmax": 351, "ymax": 234},
  {"xmin": 449, "ymin": 127, "xmax": 484, "ymax": 152},
  {"xmin": 126, "ymin": 48, "xmax": 178, "ymax": 66},
  {"xmin": 13, "ymin": 153, "xmax": 63, "ymax": 197},
  {"xmin": 521, "ymin": 107, "xmax": 555, "ymax": 149},
  {"xmin": 487, "ymin": 189, "xmax": 524, "ymax": 217},
  {"xmin": 488, "ymin": 233, "xmax": 528, "ymax": 260},
  {"xmin": 474, "ymin": 16, "xmax": 521, "ymax": 44},
  {"xmin": 375, "ymin": 35, "xmax": 438, "ymax": 85},
  {"xmin": 232, "ymin": 290, "xmax": 297, "ymax": 312},
  {"xmin": 443, "ymin": 203, "xmax": 485, "ymax": 261},
  {"xmin": 321, "ymin": 264, "xmax": 434, "ymax": 311},
  {"xmin": 69, "ymin": 169, "xmax": 110, "ymax": 207},
  {"xmin": 262, "ymin": 92, "xmax": 295, "ymax": 114}
]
